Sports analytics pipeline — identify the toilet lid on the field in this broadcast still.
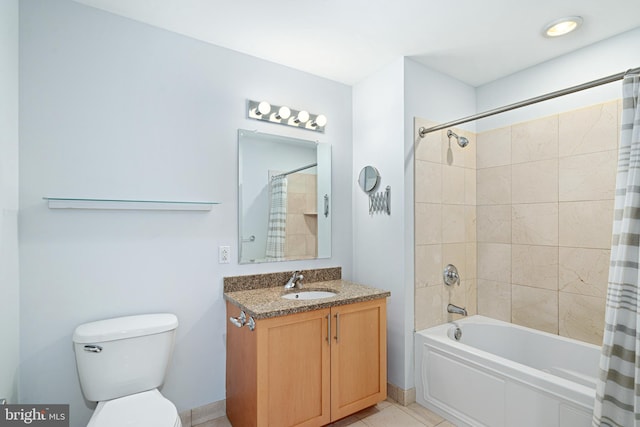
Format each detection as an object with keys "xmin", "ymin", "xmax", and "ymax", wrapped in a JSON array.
[{"xmin": 88, "ymin": 389, "xmax": 180, "ymax": 427}]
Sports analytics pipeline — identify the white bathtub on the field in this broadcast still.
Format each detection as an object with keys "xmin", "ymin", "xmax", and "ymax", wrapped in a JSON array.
[{"xmin": 414, "ymin": 315, "xmax": 600, "ymax": 427}]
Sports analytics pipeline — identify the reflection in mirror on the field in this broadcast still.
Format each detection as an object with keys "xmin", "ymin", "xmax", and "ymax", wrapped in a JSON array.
[
  {"xmin": 238, "ymin": 130, "xmax": 331, "ymax": 264},
  {"xmin": 358, "ymin": 166, "xmax": 380, "ymax": 193}
]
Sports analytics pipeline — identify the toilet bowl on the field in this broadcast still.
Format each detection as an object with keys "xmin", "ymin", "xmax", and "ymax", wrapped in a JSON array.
[
  {"xmin": 73, "ymin": 313, "xmax": 181, "ymax": 427},
  {"xmin": 88, "ymin": 389, "xmax": 180, "ymax": 427}
]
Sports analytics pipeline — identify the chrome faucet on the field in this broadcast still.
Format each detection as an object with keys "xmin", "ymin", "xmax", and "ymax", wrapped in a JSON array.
[
  {"xmin": 284, "ymin": 270, "xmax": 304, "ymax": 290},
  {"xmin": 447, "ymin": 303, "xmax": 467, "ymax": 316}
]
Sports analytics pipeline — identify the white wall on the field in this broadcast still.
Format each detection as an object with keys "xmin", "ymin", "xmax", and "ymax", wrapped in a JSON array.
[
  {"xmin": 352, "ymin": 58, "xmax": 407, "ymax": 388},
  {"xmin": 477, "ymin": 27, "xmax": 640, "ymax": 132},
  {"xmin": 0, "ymin": 0, "xmax": 20, "ymax": 405},
  {"xmin": 19, "ymin": 1, "xmax": 352, "ymax": 425},
  {"xmin": 352, "ymin": 57, "xmax": 476, "ymax": 391}
]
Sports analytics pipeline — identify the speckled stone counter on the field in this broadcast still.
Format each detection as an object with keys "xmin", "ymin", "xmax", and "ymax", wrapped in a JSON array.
[{"xmin": 224, "ymin": 272, "xmax": 390, "ymax": 319}]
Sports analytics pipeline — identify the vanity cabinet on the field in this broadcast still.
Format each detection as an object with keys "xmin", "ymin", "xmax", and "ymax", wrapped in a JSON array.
[{"xmin": 226, "ymin": 298, "xmax": 387, "ymax": 427}]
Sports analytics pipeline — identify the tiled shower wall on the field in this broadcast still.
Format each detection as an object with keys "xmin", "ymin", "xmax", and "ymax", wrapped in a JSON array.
[
  {"xmin": 285, "ymin": 172, "xmax": 318, "ymax": 259},
  {"xmin": 414, "ymin": 119, "xmax": 478, "ymax": 330},
  {"xmin": 415, "ymin": 100, "xmax": 619, "ymax": 346}
]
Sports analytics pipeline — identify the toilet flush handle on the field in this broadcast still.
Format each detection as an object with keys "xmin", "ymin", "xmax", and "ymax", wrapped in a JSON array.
[{"xmin": 84, "ymin": 345, "xmax": 103, "ymax": 353}]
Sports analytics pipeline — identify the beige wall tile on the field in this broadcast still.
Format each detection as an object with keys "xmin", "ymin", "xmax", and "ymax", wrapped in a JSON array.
[
  {"xmin": 415, "ymin": 119, "xmax": 442, "ymax": 163},
  {"xmin": 442, "ymin": 204, "xmax": 466, "ymax": 243},
  {"xmin": 477, "ymin": 165, "xmax": 511, "ymax": 205},
  {"xmin": 512, "ymin": 285, "xmax": 558, "ymax": 334},
  {"xmin": 415, "ymin": 285, "xmax": 445, "ymax": 330},
  {"xmin": 415, "ymin": 160, "xmax": 442, "ymax": 204},
  {"xmin": 463, "ymin": 132, "xmax": 477, "ymax": 170},
  {"xmin": 559, "ymin": 150, "xmax": 617, "ymax": 201},
  {"xmin": 512, "ymin": 114, "xmax": 558, "ymax": 164},
  {"xmin": 465, "ymin": 168, "xmax": 476, "ymax": 205},
  {"xmin": 477, "ymin": 205, "xmax": 511, "ymax": 243},
  {"xmin": 442, "ymin": 165, "xmax": 465, "ymax": 205},
  {"xmin": 477, "ymin": 243, "xmax": 511, "ymax": 283},
  {"xmin": 451, "ymin": 279, "xmax": 477, "ymax": 316},
  {"xmin": 512, "ymin": 203, "xmax": 559, "ymax": 245},
  {"xmin": 287, "ymin": 193, "xmax": 306, "ymax": 213},
  {"xmin": 512, "ymin": 158, "xmax": 558, "ymax": 203},
  {"xmin": 559, "ymin": 247, "xmax": 610, "ymax": 298},
  {"xmin": 559, "ymin": 200, "xmax": 614, "ymax": 249},
  {"xmin": 512, "ymin": 245, "xmax": 558, "ymax": 290},
  {"xmin": 465, "ymin": 205, "xmax": 476, "ymax": 242},
  {"xmin": 477, "ymin": 126, "xmax": 511, "ymax": 169},
  {"xmin": 287, "ymin": 173, "xmax": 307, "ymax": 193},
  {"xmin": 415, "ymin": 244, "xmax": 442, "ymax": 288},
  {"xmin": 559, "ymin": 292, "xmax": 606, "ymax": 345},
  {"xmin": 477, "ymin": 279, "xmax": 511, "ymax": 322},
  {"xmin": 559, "ymin": 101, "xmax": 618, "ymax": 157},
  {"xmin": 285, "ymin": 234, "xmax": 307, "ymax": 257},
  {"xmin": 466, "ymin": 243, "xmax": 477, "ymax": 280},
  {"xmin": 415, "ymin": 203, "xmax": 442, "ymax": 245}
]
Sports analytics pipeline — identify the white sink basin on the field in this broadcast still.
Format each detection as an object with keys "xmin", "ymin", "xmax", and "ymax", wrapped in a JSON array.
[{"xmin": 282, "ymin": 290, "xmax": 337, "ymax": 300}]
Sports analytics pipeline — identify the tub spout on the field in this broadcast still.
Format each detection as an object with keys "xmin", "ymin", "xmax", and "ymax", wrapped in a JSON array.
[{"xmin": 447, "ymin": 303, "xmax": 467, "ymax": 316}]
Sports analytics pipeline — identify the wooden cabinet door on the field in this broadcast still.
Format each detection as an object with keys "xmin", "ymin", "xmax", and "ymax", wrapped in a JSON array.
[
  {"xmin": 330, "ymin": 298, "xmax": 387, "ymax": 421},
  {"xmin": 256, "ymin": 308, "xmax": 331, "ymax": 427}
]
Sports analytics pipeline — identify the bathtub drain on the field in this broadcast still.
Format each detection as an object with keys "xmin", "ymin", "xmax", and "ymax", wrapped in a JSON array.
[{"xmin": 454, "ymin": 327, "xmax": 462, "ymax": 341}]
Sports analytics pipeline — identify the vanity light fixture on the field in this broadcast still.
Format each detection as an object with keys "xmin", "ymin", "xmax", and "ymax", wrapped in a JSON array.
[
  {"xmin": 247, "ymin": 99, "xmax": 327, "ymax": 132},
  {"xmin": 543, "ymin": 16, "xmax": 583, "ymax": 37}
]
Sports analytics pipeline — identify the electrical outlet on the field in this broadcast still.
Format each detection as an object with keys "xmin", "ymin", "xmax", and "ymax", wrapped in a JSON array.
[{"xmin": 219, "ymin": 246, "xmax": 231, "ymax": 264}]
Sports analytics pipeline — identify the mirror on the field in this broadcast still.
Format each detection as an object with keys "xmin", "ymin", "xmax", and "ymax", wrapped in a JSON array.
[
  {"xmin": 358, "ymin": 166, "xmax": 380, "ymax": 193},
  {"xmin": 238, "ymin": 130, "xmax": 331, "ymax": 263}
]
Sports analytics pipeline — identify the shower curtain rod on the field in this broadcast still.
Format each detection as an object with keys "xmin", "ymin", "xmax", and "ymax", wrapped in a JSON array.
[
  {"xmin": 272, "ymin": 162, "xmax": 317, "ymax": 179},
  {"xmin": 418, "ymin": 66, "xmax": 640, "ymax": 137}
]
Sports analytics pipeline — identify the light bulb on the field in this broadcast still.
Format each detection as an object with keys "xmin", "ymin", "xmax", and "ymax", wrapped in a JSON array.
[
  {"xmin": 276, "ymin": 106, "xmax": 291, "ymax": 120},
  {"xmin": 257, "ymin": 101, "xmax": 271, "ymax": 116},
  {"xmin": 295, "ymin": 110, "xmax": 310, "ymax": 123},
  {"xmin": 312, "ymin": 114, "xmax": 327, "ymax": 127},
  {"xmin": 543, "ymin": 16, "xmax": 583, "ymax": 37}
]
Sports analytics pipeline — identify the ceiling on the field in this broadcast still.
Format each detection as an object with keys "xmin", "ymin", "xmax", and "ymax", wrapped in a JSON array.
[{"xmin": 72, "ymin": 0, "xmax": 640, "ymax": 87}]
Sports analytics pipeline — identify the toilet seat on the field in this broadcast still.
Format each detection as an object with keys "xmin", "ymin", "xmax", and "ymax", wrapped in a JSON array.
[{"xmin": 88, "ymin": 389, "xmax": 181, "ymax": 427}]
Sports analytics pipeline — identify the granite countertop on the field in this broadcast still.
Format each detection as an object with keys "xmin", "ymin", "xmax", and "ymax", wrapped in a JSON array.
[{"xmin": 224, "ymin": 279, "xmax": 390, "ymax": 320}]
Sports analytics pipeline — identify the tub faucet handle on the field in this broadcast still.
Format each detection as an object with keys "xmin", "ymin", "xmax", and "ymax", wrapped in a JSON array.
[{"xmin": 443, "ymin": 264, "xmax": 460, "ymax": 286}]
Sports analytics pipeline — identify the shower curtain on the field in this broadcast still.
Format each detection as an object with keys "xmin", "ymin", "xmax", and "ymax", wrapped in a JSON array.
[
  {"xmin": 593, "ymin": 72, "xmax": 640, "ymax": 427},
  {"xmin": 265, "ymin": 176, "xmax": 287, "ymax": 261}
]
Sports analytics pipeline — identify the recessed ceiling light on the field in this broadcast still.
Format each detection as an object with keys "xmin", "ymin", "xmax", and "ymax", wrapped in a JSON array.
[{"xmin": 543, "ymin": 16, "xmax": 583, "ymax": 37}]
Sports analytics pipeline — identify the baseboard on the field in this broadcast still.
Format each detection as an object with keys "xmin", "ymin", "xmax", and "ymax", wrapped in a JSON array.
[
  {"xmin": 387, "ymin": 382, "xmax": 416, "ymax": 406},
  {"xmin": 179, "ymin": 399, "xmax": 226, "ymax": 427}
]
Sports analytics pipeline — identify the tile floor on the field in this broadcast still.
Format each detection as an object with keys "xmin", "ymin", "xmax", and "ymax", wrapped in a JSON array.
[{"xmin": 193, "ymin": 399, "xmax": 456, "ymax": 427}]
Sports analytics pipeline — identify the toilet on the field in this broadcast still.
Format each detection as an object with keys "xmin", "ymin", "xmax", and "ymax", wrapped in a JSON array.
[{"xmin": 73, "ymin": 313, "xmax": 182, "ymax": 427}]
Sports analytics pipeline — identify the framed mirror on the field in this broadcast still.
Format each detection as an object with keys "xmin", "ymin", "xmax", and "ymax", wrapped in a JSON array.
[{"xmin": 238, "ymin": 130, "xmax": 331, "ymax": 263}]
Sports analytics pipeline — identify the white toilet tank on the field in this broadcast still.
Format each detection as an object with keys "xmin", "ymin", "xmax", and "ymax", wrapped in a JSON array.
[{"xmin": 73, "ymin": 313, "xmax": 178, "ymax": 402}]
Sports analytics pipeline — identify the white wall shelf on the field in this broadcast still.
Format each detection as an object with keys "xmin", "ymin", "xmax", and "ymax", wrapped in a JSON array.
[{"xmin": 43, "ymin": 197, "xmax": 219, "ymax": 211}]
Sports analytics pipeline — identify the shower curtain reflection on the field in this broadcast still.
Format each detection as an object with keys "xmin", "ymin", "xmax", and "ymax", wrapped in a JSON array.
[{"xmin": 265, "ymin": 176, "xmax": 287, "ymax": 261}]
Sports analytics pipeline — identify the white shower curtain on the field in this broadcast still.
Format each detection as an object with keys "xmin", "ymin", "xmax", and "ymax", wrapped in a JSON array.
[
  {"xmin": 265, "ymin": 176, "xmax": 287, "ymax": 261},
  {"xmin": 593, "ymin": 72, "xmax": 640, "ymax": 427}
]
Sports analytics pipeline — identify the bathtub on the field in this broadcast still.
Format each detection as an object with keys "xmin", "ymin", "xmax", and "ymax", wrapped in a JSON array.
[{"xmin": 414, "ymin": 315, "xmax": 600, "ymax": 427}]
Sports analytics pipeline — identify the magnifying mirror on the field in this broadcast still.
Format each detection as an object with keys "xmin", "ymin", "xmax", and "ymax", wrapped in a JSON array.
[{"xmin": 358, "ymin": 166, "xmax": 380, "ymax": 193}]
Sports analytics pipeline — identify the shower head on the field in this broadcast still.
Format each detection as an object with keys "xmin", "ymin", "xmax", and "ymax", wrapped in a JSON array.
[{"xmin": 447, "ymin": 130, "xmax": 469, "ymax": 148}]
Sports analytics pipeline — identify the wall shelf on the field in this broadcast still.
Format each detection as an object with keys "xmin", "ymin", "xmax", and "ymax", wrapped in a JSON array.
[{"xmin": 43, "ymin": 197, "xmax": 219, "ymax": 211}]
